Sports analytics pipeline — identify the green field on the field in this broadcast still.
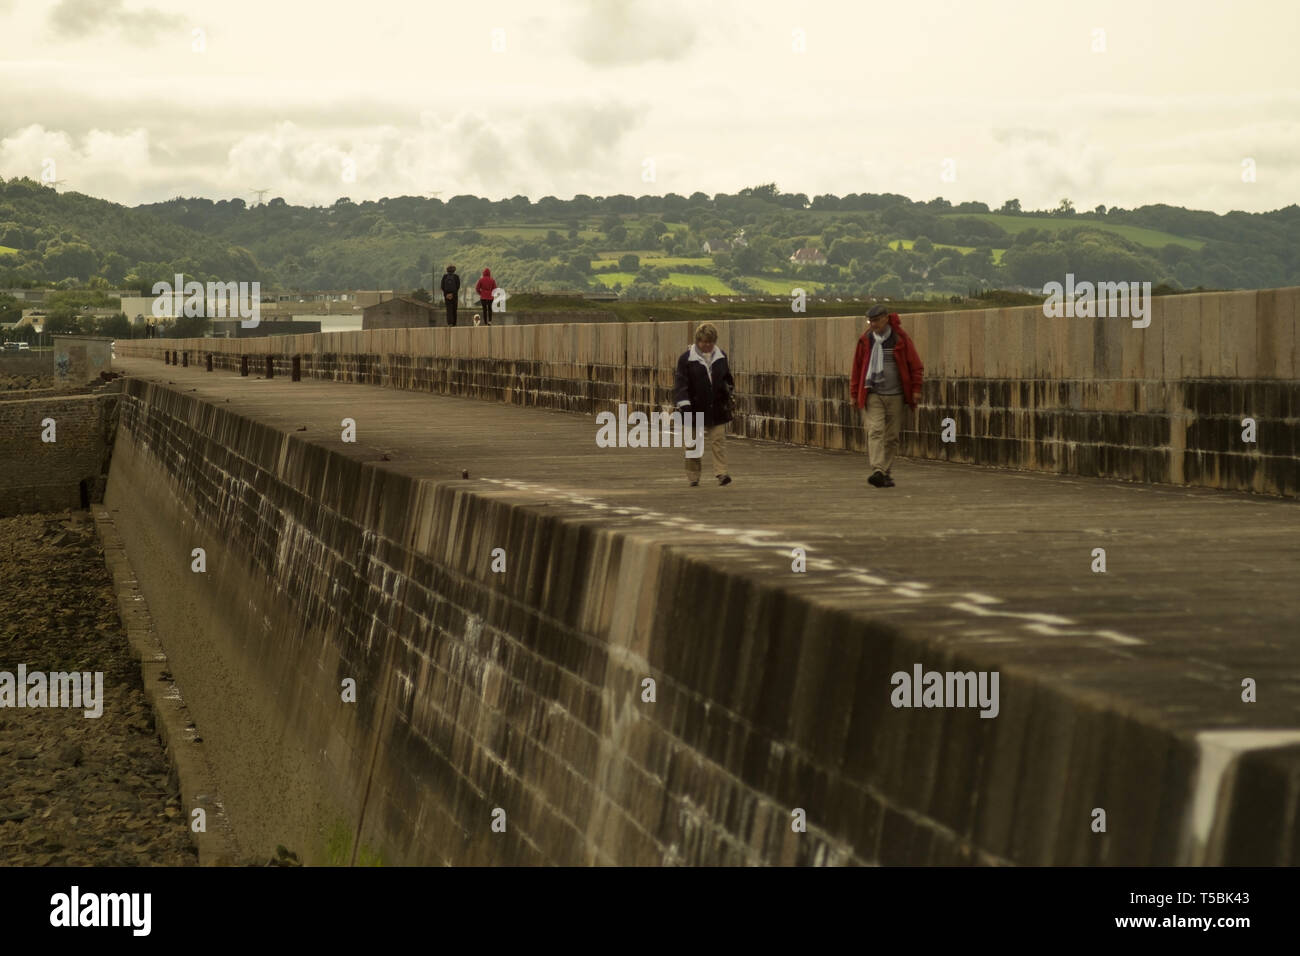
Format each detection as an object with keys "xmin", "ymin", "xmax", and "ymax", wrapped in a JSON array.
[
  {"xmin": 942, "ymin": 213, "xmax": 1205, "ymax": 250},
  {"xmin": 895, "ymin": 238, "xmax": 1006, "ymax": 264},
  {"xmin": 593, "ymin": 269, "xmax": 828, "ymax": 295},
  {"xmin": 663, "ymin": 272, "xmax": 736, "ymax": 294},
  {"xmin": 430, "ymin": 225, "xmax": 602, "ymax": 240},
  {"xmin": 593, "ymin": 254, "xmax": 711, "ymax": 268},
  {"xmin": 591, "ymin": 271, "xmax": 740, "ymax": 294},
  {"xmin": 591, "ymin": 272, "xmax": 638, "ymax": 287},
  {"xmin": 0, "ymin": 245, "xmax": 18, "ymax": 256},
  {"xmin": 740, "ymin": 274, "xmax": 828, "ymax": 294}
]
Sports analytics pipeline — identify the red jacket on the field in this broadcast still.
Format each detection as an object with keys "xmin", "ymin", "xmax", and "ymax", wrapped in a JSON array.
[
  {"xmin": 850, "ymin": 313, "xmax": 924, "ymax": 409},
  {"xmin": 475, "ymin": 269, "xmax": 497, "ymax": 300}
]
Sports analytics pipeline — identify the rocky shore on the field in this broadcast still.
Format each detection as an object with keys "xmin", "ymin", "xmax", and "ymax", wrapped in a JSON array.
[{"xmin": 0, "ymin": 511, "xmax": 197, "ymax": 866}]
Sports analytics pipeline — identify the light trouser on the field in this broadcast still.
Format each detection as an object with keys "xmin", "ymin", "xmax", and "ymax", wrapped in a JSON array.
[
  {"xmin": 863, "ymin": 393, "xmax": 904, "ymax": 474},
  {"xmin": 685, "ymin": 424, "xmax": 728, "ymax": 480}
]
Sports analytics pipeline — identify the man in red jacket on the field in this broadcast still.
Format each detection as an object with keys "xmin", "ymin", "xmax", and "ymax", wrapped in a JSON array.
[{"xmin": 849, "ymin": 305, "xmax": 924, "ymax": 487}]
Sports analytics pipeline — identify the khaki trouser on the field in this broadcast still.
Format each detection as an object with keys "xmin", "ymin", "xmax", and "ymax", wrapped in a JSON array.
[
  {"xmin": 863, "ymin": 393, "xmax": 904, "ymax": 474},
  {"xmin": 685, "ymin": 424, "xmax": 728, "ymax": 480}
]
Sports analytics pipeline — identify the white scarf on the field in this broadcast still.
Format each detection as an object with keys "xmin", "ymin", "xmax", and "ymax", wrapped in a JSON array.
[
  {"xmin": 866, "ymin": 329, "xmax": 888, "ymax": 384},
  {"xmin": 690, "ymin": 343, "xmax": 725, "ymax": 382}
]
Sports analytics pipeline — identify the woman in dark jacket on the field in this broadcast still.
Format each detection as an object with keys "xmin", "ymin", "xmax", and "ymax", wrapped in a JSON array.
[{"xmin": 673, "ymin": 321, "xmax": 735, "ymax": 487}]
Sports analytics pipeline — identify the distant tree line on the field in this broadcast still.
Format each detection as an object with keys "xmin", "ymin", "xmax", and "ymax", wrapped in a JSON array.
[{"xmin": 1, "ymin": 176, "xmax": 1296, "ymax": 300}]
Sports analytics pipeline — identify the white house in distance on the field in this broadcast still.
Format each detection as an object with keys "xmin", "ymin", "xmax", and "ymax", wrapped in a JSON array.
[
  {"xmin": 789, "ymin": 247, "xmax": 827, "ymax": 266},
  {"xmin": 702, "ymin": 231, "xmax": 749, "ymax": 255}
]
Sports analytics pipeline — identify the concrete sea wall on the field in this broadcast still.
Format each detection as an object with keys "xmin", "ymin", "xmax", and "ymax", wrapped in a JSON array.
[
  {"xmin": 0, "ymin": 390, "xmax": 119, "ymax": 517},
  {"xmin": 102, "ymin": 376, "xmax": 1298, "ymax": 866},
  {"xmin": 101, "ymin": 379, "xmax": 1300, "ymax": 868},
  {"xmin": 118, "ymin": 288, "xmax": 1300, "ymax": 497}
]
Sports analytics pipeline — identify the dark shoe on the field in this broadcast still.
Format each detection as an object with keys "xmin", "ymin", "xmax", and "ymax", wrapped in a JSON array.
[
  {"xmin": 689, "ymin": 479, "xmax": 699, "ymax": 487},
  {"xmin": 883, "ymin": 474, "xmax": 896, "ymax": 487},
  {"xmin": 868, "ymin": 470, "xmax": 886, "ymax": 487},
  {"xmin": 717, "ymin": 475, "xmax": 732, "ymax": 486}
]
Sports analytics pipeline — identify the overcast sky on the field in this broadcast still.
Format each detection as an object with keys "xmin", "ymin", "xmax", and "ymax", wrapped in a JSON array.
[{"xmin": 1, "ymin": 0, "xmax": 1297, "ymax": 213}]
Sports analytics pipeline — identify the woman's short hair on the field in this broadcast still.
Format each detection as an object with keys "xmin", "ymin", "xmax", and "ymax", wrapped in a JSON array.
[{"xmin": 694, "ymin": 322, "xmax": 718, "ymax": 344}]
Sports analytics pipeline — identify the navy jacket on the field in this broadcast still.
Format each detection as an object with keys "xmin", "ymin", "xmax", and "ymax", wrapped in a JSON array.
[{"xmin": 674, "ymin": 345, "xmax": 735, "ymax": 428}]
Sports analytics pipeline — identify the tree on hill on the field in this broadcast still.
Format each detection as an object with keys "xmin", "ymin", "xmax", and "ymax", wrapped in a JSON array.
[
  {"xmin": 618, "ymin": 253, "xmax": 640, "ymax": 272},
  {"xmin": 97, "ymin": 313, "xmax": 131, "ymax": 338},
  {"xmin": 43, "ymin": 311, "xmax": 82, "ymax": 334},
  {"xmin": 43, "ymin": 241, "xmax": 98, "ymax": 280},
  {"xmin": 169, "ymin": 315, "xmax": 210, "ymax": 338},
  {"xmin": 870, "ymin": 274, "xmax": 903, "ymax": 298},
  {"xmin": 0, "ymin": 293, "xmax": 21, "ymax": 324}
]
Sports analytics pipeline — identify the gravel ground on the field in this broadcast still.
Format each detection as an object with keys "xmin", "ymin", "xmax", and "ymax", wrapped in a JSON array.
[{"xmin": 0, "ymin": 511, "xmax": 197, "ymax": 866}]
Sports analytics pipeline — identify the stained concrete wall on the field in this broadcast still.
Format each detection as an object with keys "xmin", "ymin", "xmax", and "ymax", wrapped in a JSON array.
[
  {"xmin": 117, "ymin": 288, "xmax": 1300, "ymax": 496},
  {"xmin": 52, "ymin": 334, "xmax": 113, "ymax": 388},
  {"xmin": 0, "ymin": 391, "xmax": 119, "ymax": 516},
  {"xmin": 103, "ymin": 377, "xmax": 1299, "ymax": 866}
]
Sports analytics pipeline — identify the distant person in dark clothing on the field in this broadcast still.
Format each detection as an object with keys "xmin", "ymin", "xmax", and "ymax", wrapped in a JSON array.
[
  {"xmin": 674, "ymin": 321, "xmax": 735, "ymax": 487},
  {"xmin": 440, "ymin": 265, "xmax": 460, "ymax": 327},
  {"xmin": 475, "ymin": 268, "xmax": 497, "ymax": 326}
]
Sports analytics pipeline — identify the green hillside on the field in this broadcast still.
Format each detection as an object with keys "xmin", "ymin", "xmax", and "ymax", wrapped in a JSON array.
[
  {"xmin": 943, "ymin": 213, "xmax": 1205, "ymax": 250},
  {"xmin": 2, "ymin": 177, "xmax": 1297, "ymax": 303}
]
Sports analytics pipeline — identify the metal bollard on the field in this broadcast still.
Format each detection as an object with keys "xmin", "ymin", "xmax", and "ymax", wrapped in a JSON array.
[
  {"xmin": 292, "ymin": 356, "xmax": 301, "ymax": 382},
  {"xmin": 206, "ymin": 353, "xmax": 213, "ymax": 372},
  {"xmin": 241, "ymin": 355, "xmax": 249, "ymax": 377},
  {"xmin": 265, "ymin": 356, "xmax": 274, "ymax": 379}
]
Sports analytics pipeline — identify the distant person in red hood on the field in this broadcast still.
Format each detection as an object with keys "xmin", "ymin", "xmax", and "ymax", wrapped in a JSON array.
[
  {"xmin": 475, "ymin": 268, "xmax": 497, "ymax": 326},
  {"xmin": 850, "ymin": 306, "xmax": 924, "ymax": 487}
]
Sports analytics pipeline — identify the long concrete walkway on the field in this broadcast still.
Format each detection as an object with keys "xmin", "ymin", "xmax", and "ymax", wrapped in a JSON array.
[{"xmin": 112, "ymin": 356, "xmax": 1300, "ymax": 858}]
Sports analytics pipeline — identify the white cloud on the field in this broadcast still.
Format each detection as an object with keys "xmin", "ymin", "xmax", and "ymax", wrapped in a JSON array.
[
  {"xmin": 47, "ymin": 0, "xmax": 184, "ymax": 43},
  {"xmin": 0, "ymin": 123, "xmax": 156, "ymax": 196},
  {"xmin": 0, "ymin": 0, "xmax": 1295, "ymax": 212},
  {"xmin": 568, "ymin": 0, "xmax": 697, "ymax": 67},
  {"xmin": 216, "ymin": 103, "xmax": 645, "ymax": 206}
]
